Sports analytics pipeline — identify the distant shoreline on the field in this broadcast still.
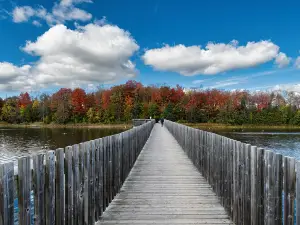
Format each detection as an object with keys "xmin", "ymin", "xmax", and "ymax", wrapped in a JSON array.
[
  {"xmin": 0, "ymin": 122, "xmax": 132, "ymax": 129},
  {"xmin": 1, "ymin": 121, "xmax": 300, "ymax": 130},
  {"xmin": 184, "ymin": 123, "xmax": 300, "ymax": 131}
]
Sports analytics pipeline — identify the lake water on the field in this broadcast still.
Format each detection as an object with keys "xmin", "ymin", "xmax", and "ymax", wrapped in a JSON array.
[
  {"xmin": 1, "ymin": 126, "xmax": 300, "ymax": 162},
  {"xmin": 206, "ymin": 128, "xmax": 300, "ymax": 160},
  {"xmin": 0, "ymin": 126, "xmax": 127, "ymax": 164}
]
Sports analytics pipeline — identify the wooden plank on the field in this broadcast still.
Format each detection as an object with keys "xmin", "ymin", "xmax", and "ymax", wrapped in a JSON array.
[
  {"xmin": 284, "ymin": 157, "xmax": 296, "ymax": 225},
  {"xmin": 297, "ymin": 161, "xmax": 300, "ymax": 225},
  {"xmin": 65, "ymin": 146, "xmax": 74, "ymax": 225},
  {"xmin": 99, "ymin": 138, "xmax": 104, "ymax": 216},
  {"xmin": 103, "ymin": 137, "xmax": 107, "ymax": 210},
  {"xmin": 89, "ymin": 140, "xmax": 95, "ymax": 225},
  {"xmin": 264, "ymin": 150, "xmax": 273, "ymax": 225},
  {"xmin": 78, "ymin": 143, "xmax": 85, "ymax": 225},
  {"xmin": 0, "ymin": 162, "xmax": 14, "ymax": 225},
  {"xmin": 55, "ymin": 148, "xmax": 65, "ymax": 225},
  {"xmin": 95, "ymin": 139, "xmax": 100, "ymax": 220},
  {"xmin": 72, "ymin": 144, "xmax": 80, "ymax": 225},
  {"xmin": 84, "ymin": 141, "xmax": 90, "ymax": 225},
  {"xmin": 45, "ymin": 151, "xmax": 55, "ymax": 225},
  {"xmin": 108, "ymin": 136, "xmax": 113, "ymax": 204},
  {"xmin": 274, "ymin": 153, "xmax": 283, "ymax": 225},
  {"xmin": 18, "ymin": 156, "xmax": 31, "ymax": 225},
  {"xmin": 244, "ymin": 144, "xmax": 251, "ymax": 225},
  {"xmin": 32, "ymin": 154, "xmax": 45, "ymax": 225},
  {"xmin": 250, "ymin": 146, "xmax": 257, "ymax": 225}
]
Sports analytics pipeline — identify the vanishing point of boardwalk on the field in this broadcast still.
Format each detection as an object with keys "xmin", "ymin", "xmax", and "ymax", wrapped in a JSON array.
[{"xmin": 97, "ymin": 124, "xmax": 233, "ymax": 224}]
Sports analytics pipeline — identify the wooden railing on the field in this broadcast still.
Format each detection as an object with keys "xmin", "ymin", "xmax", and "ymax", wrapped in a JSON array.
[
  {"xmin": 0, "ymin": 120, "xmax": 155, "ymax": 225},
  {"xmin": 132, "ymin": 119, "xmax": 152, "ymax": 127},
  {"xmin": 165, "ymin": 120, "xmax": 300, "ymax": 225}
]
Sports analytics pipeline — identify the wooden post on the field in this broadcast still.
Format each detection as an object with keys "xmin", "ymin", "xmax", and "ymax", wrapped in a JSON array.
[
  {"xmin": 65, "ymin": 146, "xmax": 74, "ymax": 225},
  {"xmin": 0, "ymin": 162, "xmax": 14, "ymax": 225},
  {"xmin": 284, "ymin": 157, "xmax": 296, "ymax": 225},
  {"xmin": 32, "ymin": 154, "xmax": 45, "ymax": 225},
  {"xmin": 45, "ymin": 151, "xmax": 55, "ymax": 225},
  {"xmin": 55, "ymin": 148, "xmax": 65, "ymax": 225},
  {"xmin": 72, "ymin": 144, "xmax": 80, "ymax": 224},
  {"xmin": 18, "ymin": 156, "xmax": 31, "ymax": 225}
]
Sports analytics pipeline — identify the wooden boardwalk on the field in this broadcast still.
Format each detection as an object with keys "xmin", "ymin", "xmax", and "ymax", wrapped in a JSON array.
[{"xmin": 97, "ymin": 124, "xmax": 233, "ymax": 224}]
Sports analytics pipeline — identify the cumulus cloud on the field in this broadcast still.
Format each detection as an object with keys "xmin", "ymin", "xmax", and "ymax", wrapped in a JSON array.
[
  {"xmin": 0, "ymin": 23, "xmax": 139, "ymax": 91},
  {"xmin": 275, "ymin": 52, "xmax": 291, "ymax": 68},
  {"xmin": 32, "ymin": 20, "xmax": 42, "ymax": 27},
  {"xmin": 294, "ymin": 56, "xmax": 300, "ymax": 69},
  {"xmin": 272, "ymin": 83, "xmax": 300, "ymax": 93},
  {"xmin": 12, "ymin": 6, "xmax": 35, "ymax": 22},
  {"xmin": 12, "ymin": 0, "xmax": 92, "ymax": 26},
  {"xmin": 142, "ymin": 40, "xmax": 283, "ymax": 76}
]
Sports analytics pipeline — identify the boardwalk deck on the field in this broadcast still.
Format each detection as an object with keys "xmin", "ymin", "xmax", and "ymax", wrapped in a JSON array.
[{"xmin": 97, "ymin": 124, "xmax": 233, "ymax": 225}]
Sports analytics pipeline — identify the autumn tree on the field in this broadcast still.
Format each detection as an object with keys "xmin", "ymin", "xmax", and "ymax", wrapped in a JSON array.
[{"xmin": 51, "ymin": 88, "xmax": 72, "ymax": 124}]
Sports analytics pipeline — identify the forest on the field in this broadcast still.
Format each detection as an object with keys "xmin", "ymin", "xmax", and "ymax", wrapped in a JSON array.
[{"xmin": 1, "ymin": 80, "xmax": 300, "ymax": 125}]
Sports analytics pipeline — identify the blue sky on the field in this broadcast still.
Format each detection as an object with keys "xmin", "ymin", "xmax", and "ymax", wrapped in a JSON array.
[{"xmin": 0, "ymin": 0, "xmax": 300, "ymax": 98}]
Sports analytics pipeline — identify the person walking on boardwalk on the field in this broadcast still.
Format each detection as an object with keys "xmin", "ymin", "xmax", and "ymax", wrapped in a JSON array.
[{"xmin": 160, "ymin": 118, "xmax": 164, "ymax": 127}]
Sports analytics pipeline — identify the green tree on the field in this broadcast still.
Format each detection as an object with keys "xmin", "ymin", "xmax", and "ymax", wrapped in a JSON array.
[
  {"xmin": 149, "ymin": 103, "xmax": 160, "ymax": 119},
  {"xmin": 1, "ymin": 98, "xmax": 19, "ymax": 123}
]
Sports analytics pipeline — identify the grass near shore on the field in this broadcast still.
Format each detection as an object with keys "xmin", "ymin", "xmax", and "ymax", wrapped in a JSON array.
[
  {"xmin": 182, "ymin": 123, "xmax": 300, "ymax": 131},
  {"xmin": 0, "ymin": 121, "xmax": 132, "ymax": 129}
]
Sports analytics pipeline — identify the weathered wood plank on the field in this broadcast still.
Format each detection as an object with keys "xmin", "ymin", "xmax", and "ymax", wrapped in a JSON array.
[
  {"xmin": 274, "ymin": 153, "xmax": 283, "ymax": 225},
  {"xmin": 32, "ymin": 154, "xmax": 45, "ymax": 225},
  {"xmin": 45, "ymin": 151, "xmax": 55, "ymax": 225},
  {"xmin": 84, "ymin": 141, "xmax": 90, "ymax": 225},
  {"xmin": 95, "ymin": 139, "xmax": 101, "ymax": 220},
  {"xmin": 297, "ymin": 161, "xmax": 300, "ymax": 225},
  {"xmin": 89, "ymin": 140, "xmax": 95, "ymax": 225},
  {"xmin": 284, "ymin": 157, "xmax": 296, "ymax": 225},
  {"xmin": 55, "ymin": 148, "xmax": 65, "ymax": 225},
  {"xmin": 250, "ymin": 146, "xmax": 257, "ymax": 225},
  {"xmin": 78, "ymin": 143, "xmax": 85, "ymax": 225},
  {"xmin": 72, "ymin": 144, "xmax": 80, "ymax": 225},
  {"xmin": 18, "ymin": 156, "xmax": 31, "ymax": 225},
  {"xmin": 0, "ymin": 162, "xmax": 14, "ymax": 225},
  {"xmin": 65, "ymin": 146, "xmax": 74, "ymax": 225}
]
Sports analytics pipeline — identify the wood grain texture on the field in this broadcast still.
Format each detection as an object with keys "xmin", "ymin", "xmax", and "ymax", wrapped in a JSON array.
[
  {"xmin": 18, "ymin": 156, "xmax": 31, "ymax": 225},
  {"xmin": 32, "ymin": 154, "xmax": 45, "ymax": 225},
  {"xmin": 0, "ymin": 162, "xmax": 14, "ymax": 225}
]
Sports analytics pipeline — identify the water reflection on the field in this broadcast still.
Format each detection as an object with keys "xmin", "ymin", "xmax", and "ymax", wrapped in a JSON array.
[
  {"xmin": 215, "ymin": 130, "xmax": 300, "ymax": 160},
  {"xmin": 0, "ymin": 127, "xmax": 126, "ymax": 163}
]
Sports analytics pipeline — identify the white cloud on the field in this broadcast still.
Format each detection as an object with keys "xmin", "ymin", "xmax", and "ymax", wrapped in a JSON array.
[
  {"xmin": 272, "ymin": 83, "xmax": 300, "ymax": 93},
  {"xmin": 60, "ymin": 0, "xmax": 93, "ymax": 7},
  {"xmin": 294, "ymin": 56, "xmax": 300, "ymax": 69},
  {"xmin": 32, "ymin": 20, "xmax": 42, "ymax": 27},
  {"xmin": 209, "ymin": 81, "xmax": 239, "ymax": 89},
  {"xmin": 13, "ymin": 6, "xmax": 35, "ymax": 22},
  {"xmin": 12, "ymin": 0, "xmax": 92, "ymax": 26},
  {"xmin": 142, "ymin": 40, "xmax": 281, "ymax": 76},
  {"xmin": 0, "ymin": 23, "xmax": 139, "ymax": 91},
  {"xmin": 275, "ymin": 52, "xmax": 291, "ymax": 68},
  {"xmin": 192, "ymin": 80, "xmax": 206, "ymax": 84}
]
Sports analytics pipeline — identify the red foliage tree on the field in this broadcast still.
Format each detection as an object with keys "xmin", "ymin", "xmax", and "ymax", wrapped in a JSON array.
[
  {"xmin": 18, "ymin": 92, "xmax": 32, "ymax": 108},
  {"xmin": 71, "ymin": 88, "xmax": 87, "ymax": 115}
]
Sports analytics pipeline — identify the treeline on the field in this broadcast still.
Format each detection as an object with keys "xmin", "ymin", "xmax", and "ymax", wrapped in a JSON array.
[{"xmin": 1, "ymin": 80, "xmax": 300, "ymax": 125}]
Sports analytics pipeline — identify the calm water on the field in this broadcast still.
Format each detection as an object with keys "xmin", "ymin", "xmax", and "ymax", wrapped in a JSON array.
[
  {"xmin": 205, "ymin": 128, "xmax": 300, "ymax": 160},
  {"xmin": 0, "ymin": 126, "xmax": 126, "ymax": 163}
]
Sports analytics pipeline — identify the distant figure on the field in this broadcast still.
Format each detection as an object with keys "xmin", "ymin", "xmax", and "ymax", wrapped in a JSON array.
[
  {"xmin": 160, "ymin": 118, "xmax": 164, "ymax": 127},
  {"xmin": 150, "ymin": 116, "xmax": 152, "ymax": 119}
]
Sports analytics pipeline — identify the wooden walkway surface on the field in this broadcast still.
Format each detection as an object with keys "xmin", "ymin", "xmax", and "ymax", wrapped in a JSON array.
[{"xmin": 97, "ymin": 124, "xmax": 233, "ymax": 224}]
